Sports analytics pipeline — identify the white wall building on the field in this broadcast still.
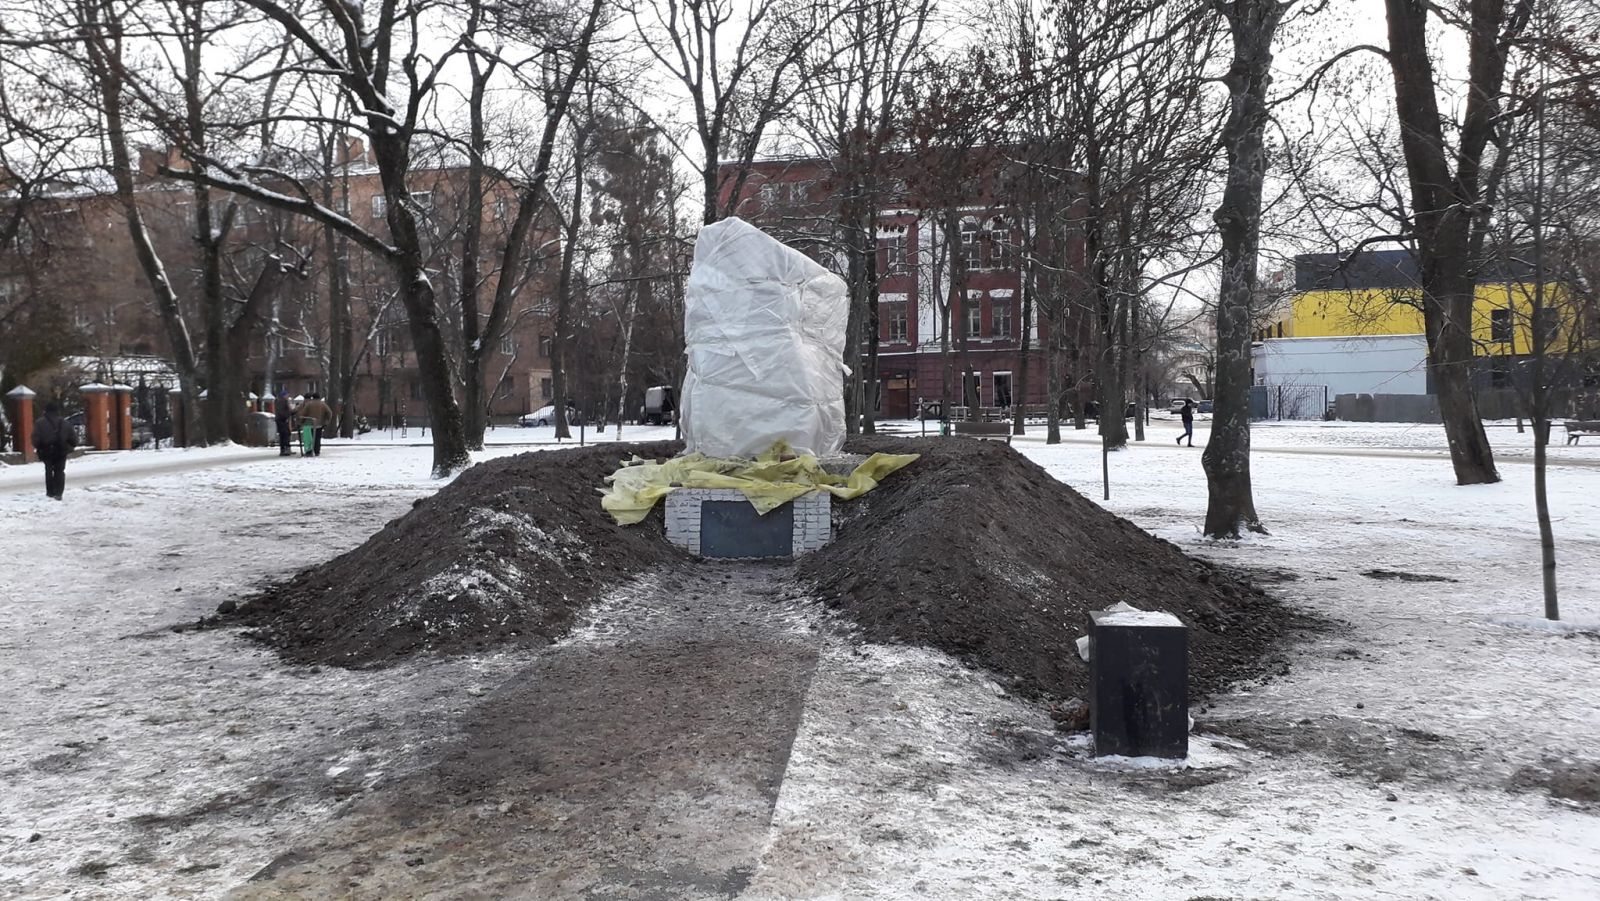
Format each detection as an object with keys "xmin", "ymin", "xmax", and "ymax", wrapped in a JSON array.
[{"xmin": 1252, "ymin": 334, "xmax": 1430, "ymax": 408}]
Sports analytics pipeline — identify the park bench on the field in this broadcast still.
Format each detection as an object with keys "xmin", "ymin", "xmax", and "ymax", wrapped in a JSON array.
[
  {"xmin": 1563, "ymin": 420, "xmax": 1600, "ymax": 445},
  {"xmin": 952, "ymin": 420, "xmax": 1013, "ymax": 444}
]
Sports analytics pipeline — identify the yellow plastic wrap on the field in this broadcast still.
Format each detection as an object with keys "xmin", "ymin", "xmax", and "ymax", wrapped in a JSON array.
[{"xmin": 600, "ymin": 442, "xmax": 919, "ymax": 525}]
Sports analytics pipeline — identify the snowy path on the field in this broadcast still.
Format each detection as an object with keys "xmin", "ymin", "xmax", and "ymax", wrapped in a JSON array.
[
  {"xmin": 0, "ymin": 445, "xmax": 277, "ymax": 494},
  {"xmin": 233, "ymin": 564, "xmax": 822, "ymax": 899},
  {"xmin": 3, "ymin": 428, "xmax": 1598, "ymax": 898}
]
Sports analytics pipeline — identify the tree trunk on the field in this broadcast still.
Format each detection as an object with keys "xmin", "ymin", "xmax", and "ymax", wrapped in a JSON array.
[
  {"xmin": 372, "ymin": 127, "xmax": 469, "ymax": 476},
  {"xmin": 458, "ymin": 55, "xmax": 490, "ymax": 450},
  {"xmin": 842, "ymin": 196, "xmax": 866, "ymax": 434},
  {"xmin": 224, "ymin": 259, "xmax": 288, "ymax": 436},
  {"xmin": 1132, "ymin": 291, "xmax": 1145, "ymax": 442},
  {"xmin": 85, "ymin": 17, "xmax": 205, "ymax": 447},
  {"xmin": 551, "ymin": 162, "xmax": 585, "ymax": 442},
  {"xmin": 322, "ymin": 150, "xmax": 356, "ymax": 439},
  {"xmin": 1202, "ymin": 0, "xmax": 1280, "ymax": 539},
  {"xmin": 1383, "ymin": 0, "xmax": 1504, "ymax": 485},
  {"xmin": 862, "ymin": 217, "xmax": 881, "ymax": 435},
  {"xmin": 1014, "ymin": 253, "xmax": 1034, "ymax": 437},
  {"xmin": 1530, "ymin": 89, "xmax": 1558, "ymax": 620}
]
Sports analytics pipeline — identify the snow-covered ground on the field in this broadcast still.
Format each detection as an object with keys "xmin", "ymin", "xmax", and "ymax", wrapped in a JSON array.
[
  {"xmin": 2, "ymin": 421, "xmax": 1596, "ymax": 898},
  {"xmin": 752, "ymin": 426, "xmax": 1600, "ymax": 899}
]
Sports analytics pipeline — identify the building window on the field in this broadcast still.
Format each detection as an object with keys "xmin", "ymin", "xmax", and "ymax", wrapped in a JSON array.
[
  {"xmin": 994, "ymin": 371, "xmax": 1014, "ymax": 408},
  {"xmin": 960, "ymin": 220, "xmax": 980, "ymax": 269},
  {"xmin": 882, "ymin": 234, "xmax": 909, "ymax": 275},
  {"xmin": 493, "ymin": 197, "xmax": 507, "ymax": 220},
  {"xmin": 539, "ymin": 334, "xmax": 552, "ymax": 358},
  {"xmin": 963, "ymin": 371, "xmax": 981, "ymax": 408},
  {"xmin": 966, "ymin": 299, "xmax": 982, "ymax": 338},
  {"xmin": 371, "ymin": 194, "xmax": 387, "ymax": 218},
  {"xmin": 1275, "ymin": 321, "xmax": 1284, "ymax": 338},
  {"xmin": 1491, "ymin": 307, "xmax": 1512, "ymax": 343},
  {"xmin": 992, "ymin": 300, "xmax": 1012, "ymax": 338},
  {"xmin": 987, "ymin": 220, "xmax": 1013, "ymax": 270},
  {"xmin": 410, "ymin": 381, "xmax": 424, "ymax": 401},
  {"xmin": 885, "ymin": 302, "xmax": 908, "ymax": 343},
  {"xmin": 540, "ymin": 377, "xmax": 552, "ymax": 399},
  {"xmin": 500, "ymin": 332, "xmax": 515, "ymax": 356},
  {"xmin": 409, "ymin": 190, "xmax": 434, "ymax": 211},
  {"xmin": 1490, "ymin": 357, "xmax": 1511, "ymax": 389}
]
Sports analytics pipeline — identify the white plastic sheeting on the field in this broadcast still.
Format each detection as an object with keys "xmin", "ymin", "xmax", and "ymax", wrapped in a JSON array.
[{"xmin": 680, "ymin": 217, "xmax": 849, "ymax": 459}]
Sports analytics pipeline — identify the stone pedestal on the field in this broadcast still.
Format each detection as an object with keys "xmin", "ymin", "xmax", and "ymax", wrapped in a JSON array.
[
  {"xmin": 1088, "ymin": 608, "xmax": 1188, "ymax": 759},
  {"xmin": 665, "ymin": 489, "xmax": 831, "ymax": 558},
  {"xmin": 5, "ymin": 385, "xmax": 36, "ymax": 462},
  {"xmin": 80, "ymin": 383, "xmax": 112, "ymax": 451}
]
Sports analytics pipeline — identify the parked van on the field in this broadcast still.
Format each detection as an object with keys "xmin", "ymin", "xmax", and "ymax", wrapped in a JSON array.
[{"xmin": 643, "ymin": 385, "xmax": 676, "ymax": 425}]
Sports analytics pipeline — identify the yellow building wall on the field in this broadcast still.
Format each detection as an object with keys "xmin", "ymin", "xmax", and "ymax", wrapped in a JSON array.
[{"xmin": 1272, "ymin": 283, "xmax": 1578, "ymax": 356}]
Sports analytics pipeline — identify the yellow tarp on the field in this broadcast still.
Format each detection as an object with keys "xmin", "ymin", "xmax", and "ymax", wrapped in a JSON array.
[{"xmin": 601, "ymin": 441, "xmax": 919, "ymax": 525}]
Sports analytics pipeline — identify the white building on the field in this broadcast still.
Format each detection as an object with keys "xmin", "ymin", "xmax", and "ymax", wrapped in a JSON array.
[{"xmin": 1252, "ymin": 334, "xmax": 1429, "ymax": 417}]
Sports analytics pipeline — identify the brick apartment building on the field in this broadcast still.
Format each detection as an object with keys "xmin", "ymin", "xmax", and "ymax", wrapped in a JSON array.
[
  {"xmin": 1, "ymin": 139, "xmax": 559, "ymax": 427},
  {"xmin": 722, "ymin": 155, "xmax": 1067, "ymax": 420}
]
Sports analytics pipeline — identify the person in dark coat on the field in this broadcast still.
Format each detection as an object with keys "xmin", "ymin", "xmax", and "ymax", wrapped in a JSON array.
[
  {"xmin": 32, "ymin": 401, "xmax": 78, "ymax": 499},
  {"xmin": 1177, "ymin": 400, "xmax": 1195, "ymax": 447},
  {"xmin": 273, "ymin": 390, "xmax": 293, "ymax": 456}
]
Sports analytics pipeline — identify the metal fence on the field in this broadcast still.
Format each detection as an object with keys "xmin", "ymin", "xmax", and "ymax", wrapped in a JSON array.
[{"xmin": 1250, "ymin": 384, "xmax": 1330, "ymax": 421}]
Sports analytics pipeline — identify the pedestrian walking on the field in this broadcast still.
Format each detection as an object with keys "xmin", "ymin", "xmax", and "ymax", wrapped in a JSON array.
[
  {"xmin": 273, "ymin": 390, "xmax": 293, "ymax": 456},
  {"xmin": 297, "ymin": 392, "xmax": 333, "ymax": 457},
  {"xmin": 32, "ymin": 401, "xmax": 78, "ymax": 499},
  {"xmin": 1177, "ymin": 400, "xmax": 1195, "ymax": 447}
]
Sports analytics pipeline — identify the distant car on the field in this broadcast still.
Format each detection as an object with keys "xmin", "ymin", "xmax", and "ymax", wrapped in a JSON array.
[
  {"xmin": 519, "ymin": 403, "xmax": 580, "ymax": 427},
  {"xmin": 1084, "ymin": 401, "xmax": 1138, "ymax": 420},
  {"xmin": 1170, "ymin": 397, "xmax": 1212, "ymax": 415},
  {"xmin": 642, "ymin": 385, "xmax": 676, "ymax": 425}
]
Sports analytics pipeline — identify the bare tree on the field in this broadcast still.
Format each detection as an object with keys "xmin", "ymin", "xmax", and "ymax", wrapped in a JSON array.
[
  {"xmin": 1372, "ymin": 0, "xmax": 1538, "ymax": 485},
  {"xmin": 793, "ymin": 0, "xmax": 933, "ymax": 434},
  {"xmin": 1201, "ymin": 0, "xmax": 1289, "ymax": 538},
  {"xmin": 145, "ymin": 0, "xmax": 574, "ymax": 475},
  {"xmin": 629, "ymin": 0, "xmax": 836, "ymax": 225}
]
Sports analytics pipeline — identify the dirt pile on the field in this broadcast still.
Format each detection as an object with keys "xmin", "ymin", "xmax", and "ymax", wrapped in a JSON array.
[
  {"xmin": 231, "ymin": 441, "xmax": 685, "ymax": 666},
  {"xmin": 799, "ymin": 436, "xmax": 1293, "ymax": 701}
]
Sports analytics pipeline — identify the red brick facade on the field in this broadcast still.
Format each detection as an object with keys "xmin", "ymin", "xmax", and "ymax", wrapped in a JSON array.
[
  {"xmin": 2, "ymin": 147, "xmax": 559, "ymax": 425},
  {"xmin": 722, "ymin": 156, "xmax": 1069, "ymax": 419}
]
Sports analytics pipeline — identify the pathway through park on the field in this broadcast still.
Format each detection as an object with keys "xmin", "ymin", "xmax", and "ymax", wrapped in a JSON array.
[{"xmin": 235, "ymin": 563, "xmax": 821, "ymax": 899}]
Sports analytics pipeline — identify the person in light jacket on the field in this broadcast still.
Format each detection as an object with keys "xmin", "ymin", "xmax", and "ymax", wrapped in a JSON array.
[{"xmin": 296, "ymin": 393, "xmax": 333, "ymax": 456}]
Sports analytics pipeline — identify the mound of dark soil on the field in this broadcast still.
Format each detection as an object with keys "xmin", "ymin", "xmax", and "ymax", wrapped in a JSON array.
[
  {"xmin": 231, "ymin": 441, "xmax": 685, "ymax": 667},
  {"xmin": 800, "ymin": 436, "xmax": 1293, "ymax": 701}
]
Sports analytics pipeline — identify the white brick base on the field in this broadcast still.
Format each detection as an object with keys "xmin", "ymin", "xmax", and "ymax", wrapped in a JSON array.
[{"xmin": 664, "ymin": 488, "xmax": 832, "ymax": 557}]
